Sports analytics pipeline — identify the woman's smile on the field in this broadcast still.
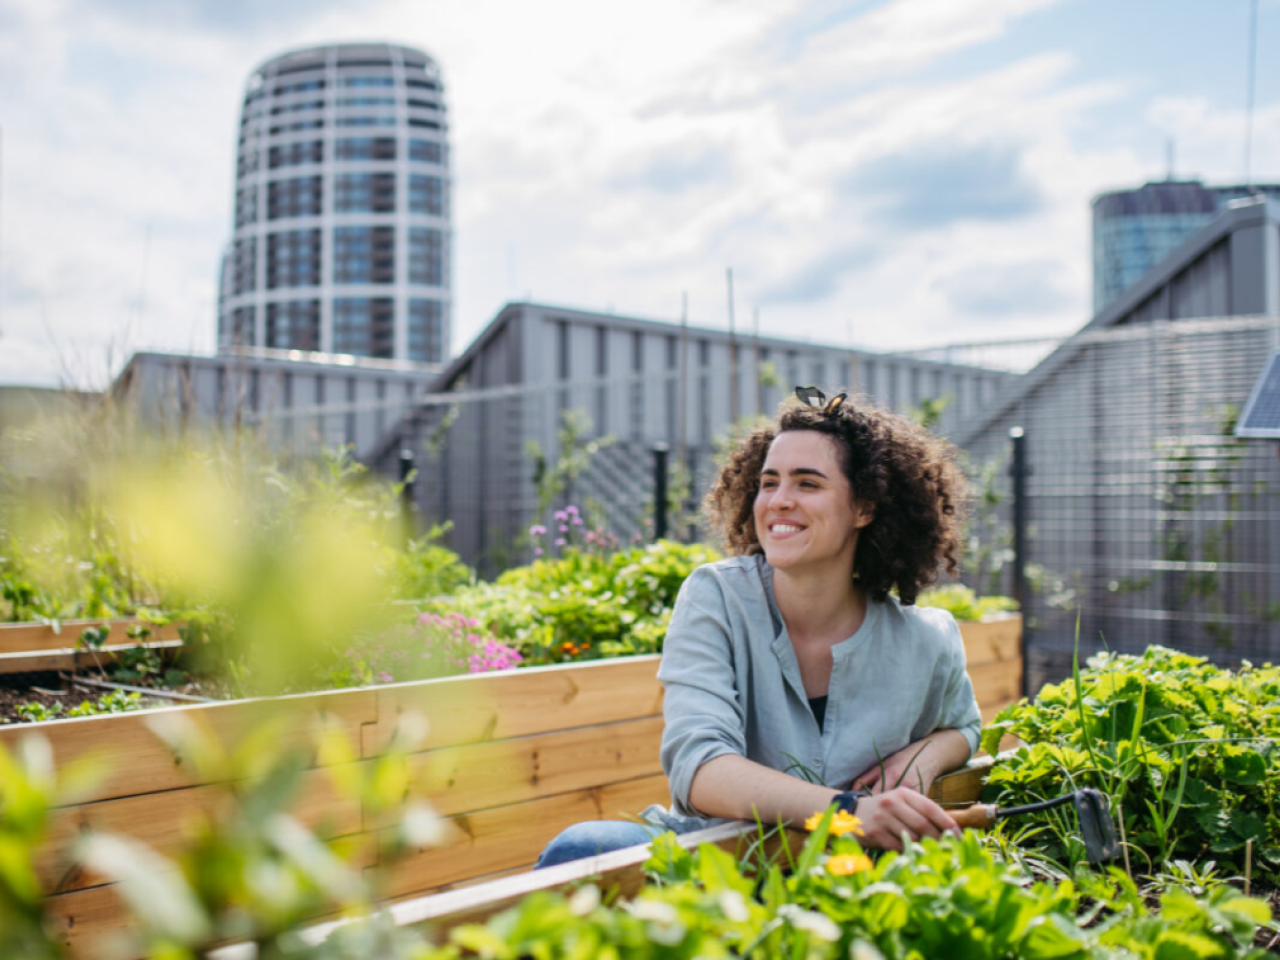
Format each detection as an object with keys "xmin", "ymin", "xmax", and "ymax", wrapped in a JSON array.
[{"xmin": 754, "ymin": 430, "xmax": 871, "ymax": 573}]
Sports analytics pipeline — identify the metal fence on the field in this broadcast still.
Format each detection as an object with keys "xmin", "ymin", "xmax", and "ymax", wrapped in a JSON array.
[{"xmin": 955, "ymin": 316, "xmax": 1280, "ymax": 690}]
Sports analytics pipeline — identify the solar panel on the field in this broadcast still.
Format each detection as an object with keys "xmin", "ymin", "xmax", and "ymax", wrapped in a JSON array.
[{"xmin": 1236, "ymin": 349, "xmax": 1280, "ymax": 438}]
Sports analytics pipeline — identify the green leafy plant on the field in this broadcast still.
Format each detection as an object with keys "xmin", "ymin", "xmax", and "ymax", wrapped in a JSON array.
[
  {"xmin": 12, "ymin": 689, "xmax": 145, "ymax": 724},
  {"xmin": 433, "ymin": 825, "xmax": 1271, "ymax": 960},
  {"xmin": 424, "ymin": 538, "xmax": 721, "ymax": 664},
  {"xmin": 982, "ymin": 644, "xmax": 1280, "ymax": 878}
]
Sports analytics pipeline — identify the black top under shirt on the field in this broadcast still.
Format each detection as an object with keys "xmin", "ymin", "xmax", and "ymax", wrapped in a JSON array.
[{"xmin": 809, "ymin": 695, "xmax": 828, "ymax": 733}]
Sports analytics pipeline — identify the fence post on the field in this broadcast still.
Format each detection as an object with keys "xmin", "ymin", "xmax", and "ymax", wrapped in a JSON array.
[
  {"xmin": 652, "ymin": 443, "xmax": 669, "ymax": 541},
  {"xmin": 400, "ymin": 447, "xmax": 417, "ymax": 544},
  {"xmin": 1009, "ymin": 426, "xmax": 1029, "ymax": 696}
]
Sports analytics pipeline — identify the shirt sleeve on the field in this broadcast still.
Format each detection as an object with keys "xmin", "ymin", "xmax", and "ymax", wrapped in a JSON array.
[
  {"xmin": 937, "ymin": 613, "xmax": 983, "ymax": 758},
  {"xmin": 657, "ymin": 567, "xmax": 748, "ymax": 817}
]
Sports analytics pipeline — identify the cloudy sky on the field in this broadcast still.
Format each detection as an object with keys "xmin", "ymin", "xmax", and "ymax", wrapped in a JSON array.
[{"xmin": 0, "ymin": 0, "xmax": 1276, "ymax": 387}]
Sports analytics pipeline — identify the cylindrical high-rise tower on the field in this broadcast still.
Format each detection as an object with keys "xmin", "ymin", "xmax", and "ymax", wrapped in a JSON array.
[{"xmin": 217, "ymin": 42, "xmax": 450, "ymax": 365}]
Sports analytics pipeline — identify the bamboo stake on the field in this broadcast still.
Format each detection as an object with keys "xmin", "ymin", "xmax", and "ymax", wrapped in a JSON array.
[{"xmin": 1245, "ymin": 838, "xmax": 1253, "ymax": 897}]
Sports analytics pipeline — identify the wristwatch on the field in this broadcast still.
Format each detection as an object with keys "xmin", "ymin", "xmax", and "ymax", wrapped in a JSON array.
[{"xmin": 832, "ymin": 789, "xmax": 870, "ymax": 814}]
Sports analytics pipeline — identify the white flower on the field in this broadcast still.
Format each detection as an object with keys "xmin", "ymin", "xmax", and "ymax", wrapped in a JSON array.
[
  {"xmin": 778, "ymin": 903, "xmax": 842, "ymax": 942},
  {"xmin": 568, "ymin": 884, "xmax": 600, "ymax": 916},
  {"xmin": 718, "ymin": 890, "xmax": 750, "ymax": 923},
  {"xmin": 627, "ymin": 898, "xmax": 685, "ymax": 946},
  {"xmin": 627, "ymin": 899, "xmax": 678, "ymax": 924},
  {"xmin": 850, "ymin": 939, "xmax": 887, "ymax": 960}
]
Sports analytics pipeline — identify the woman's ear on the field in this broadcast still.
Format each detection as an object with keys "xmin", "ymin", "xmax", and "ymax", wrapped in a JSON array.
[{"xmin": 853, "ymin": 500, "xmax": 875, "ymax": 530}]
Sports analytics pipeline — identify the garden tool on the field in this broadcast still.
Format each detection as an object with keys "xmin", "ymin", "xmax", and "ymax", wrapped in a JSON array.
[{"xmin": 949, "ymin": 788, "xmax": 1120, "ymax": 864}]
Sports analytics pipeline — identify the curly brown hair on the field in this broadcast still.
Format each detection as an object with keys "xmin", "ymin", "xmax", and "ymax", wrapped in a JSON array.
[{"xmin": 703, "ymin": 394, "xmax": 969, "ymax": 604}]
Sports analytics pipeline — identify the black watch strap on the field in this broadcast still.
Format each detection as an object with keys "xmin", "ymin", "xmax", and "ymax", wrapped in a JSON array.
[{"xmin": 832, "ymin": 789, "xmax": 869, "ymax": 814}]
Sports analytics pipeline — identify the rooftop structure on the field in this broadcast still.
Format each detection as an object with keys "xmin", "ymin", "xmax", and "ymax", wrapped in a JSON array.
[{"xmin": 1093, "ymin": 179, "xmax": 1280, "ymax": 313}]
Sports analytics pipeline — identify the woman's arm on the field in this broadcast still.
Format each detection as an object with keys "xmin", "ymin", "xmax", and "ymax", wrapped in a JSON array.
[
  {"xmin": 852, "ymin": 728, "xmax": 971, "ymax": 796},
  {"xmin": 690, "ymin": 753, "xmax": 958, "ymax": 851}
]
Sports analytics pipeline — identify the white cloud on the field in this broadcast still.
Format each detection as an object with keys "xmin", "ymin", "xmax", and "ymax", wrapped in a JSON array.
[
  {"xmin": 0, "ymin": 0, "xmax": 1275, "ymax": 388},
  {"xmin": 1146, "ymin": 96, "xmax": 1280, "ymax": 184}
]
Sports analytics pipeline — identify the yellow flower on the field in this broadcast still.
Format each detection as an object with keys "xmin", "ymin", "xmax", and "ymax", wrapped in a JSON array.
[
  {"xmin": 826, "ymin": 853, "xmax": 873, "ymax": 876},
  {"xmin": 804, "ymin": 810, "xmax": 865, "ymax": 837}
]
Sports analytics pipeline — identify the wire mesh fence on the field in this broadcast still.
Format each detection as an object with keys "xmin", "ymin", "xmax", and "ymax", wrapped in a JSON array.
[{"xmin": 955, "ymin": 316, "xmax": 1280, "ymax": 689}]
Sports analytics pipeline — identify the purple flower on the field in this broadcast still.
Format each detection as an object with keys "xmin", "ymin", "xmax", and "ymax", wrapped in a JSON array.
[
  {"xmin": 566, "ymin": 505, "xmax": 579, "ymax": 515},
  {"xmin": 554, "ymin": 510, "xmax": 567, "ymax": 523},
  {"xmin": 572, "ymin": 516, "xmax": 584, "ymax": 526},
  {"xmin": 559, "ymin": 524, "xmax": 569, "ymax": 533},
  {"xmin": 534, "ymin": 547, "xmax": 543, "ymax": 556},
  {"xmin": 530, "ymin": 524, "xmax": 547, "ymax": 537},
  {"xmin": 555, "ymin": 538, "xmax": 566, "ymax": 546}
]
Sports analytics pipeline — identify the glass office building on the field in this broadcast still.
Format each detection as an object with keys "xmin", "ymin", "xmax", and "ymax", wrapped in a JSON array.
[
  {"xmin": 217, "ymin": 42, "xmax": 451, "ymax": 365},
  {"xmin": 1093, "ymin": 180, "xmax": 1280, "ymax": 314}
]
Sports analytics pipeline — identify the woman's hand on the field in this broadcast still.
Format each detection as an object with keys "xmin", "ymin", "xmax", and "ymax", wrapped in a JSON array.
[
  {"xmin": 854, "ymin": 729, "xmax": 972, "ymax": 797},
  {"xmin": 855, "ymin": 741, "xmax": 942, "ymax": 796},
  {"xmin": 854, "ymin": 788, "xmax": 958, "ymax": 851}
]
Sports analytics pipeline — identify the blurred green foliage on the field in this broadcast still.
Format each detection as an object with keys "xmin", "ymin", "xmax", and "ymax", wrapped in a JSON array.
[
  {"xmin": 916, "ymin": 583, "xmax": 1018, "ymax": 622},
  {"xmin": 0, "ymin": 711, "xmax": 443, "ymax": 960}
]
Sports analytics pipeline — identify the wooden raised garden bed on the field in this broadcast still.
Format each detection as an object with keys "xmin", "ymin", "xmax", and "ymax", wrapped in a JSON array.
[
  {"xmin": 0, "ymin": 617, "xmax": 183, "ymax": 675},
  {"xmin": 2, "ymin": 616, "xmax": 1021, "ymax": 960}
]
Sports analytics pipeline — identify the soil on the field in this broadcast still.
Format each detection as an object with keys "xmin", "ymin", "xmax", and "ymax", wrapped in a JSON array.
[{"xmin": 0, "ymin": 669, "xmax": 225, "ymax": 724}]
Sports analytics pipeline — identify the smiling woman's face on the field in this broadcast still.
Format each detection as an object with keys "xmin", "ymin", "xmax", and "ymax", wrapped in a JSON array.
[{"xmin": 753, "ymin": 430, "xmax": 872, "ymax": 575}]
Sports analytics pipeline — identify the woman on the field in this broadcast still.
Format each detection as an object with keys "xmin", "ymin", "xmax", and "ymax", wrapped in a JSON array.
[{"xmin": 537, "ymin": 388, "xmax": 980, "ymax": 866}]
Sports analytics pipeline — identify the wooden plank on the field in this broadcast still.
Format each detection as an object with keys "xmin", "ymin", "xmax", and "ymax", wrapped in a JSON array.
[
  {"xmin": 36, "ymin": 766, "xmax": 364, "ymax": 894},
  {"xmin": 0, "ymin": 687, "xmax": 380, "ymax": 805},
  {"xmin": 399, "ymin": 821, "xmax": 806, "ymax": 941},
  {"xmin": 374, "ymin": 774, "xmax": 671, "ymax": 898},
  {"xmin": 407, "ymin": 715, "xmax": 665, "ymax": 819},
  {"xmin": 46, "ymin": 882, "xmax": 134, "ymax": 960},
  {"xmin": 959, "ymin": 617, "xmax": 1021, "ymax": 668},
  {"xmin": 0, "ymin": 619, "xmax": 183, "ymax": 654},
  {"xmin": 48, "ymin": 841, "xmax": 382, "ymax": 960},
  {"xmin": 929, "ymin": 755, "xmax": 993, "ymax": 806},
  {"xmin": 366, "ymin": 656, "xmax": 663, "ymax": 755},
  {"xmin": 970, "ymin": 659, "xmax": 1022, "ymax": 711},
  {"xmin": 0, "ymin": 640, "xmax": 184, "ymax": 676}
]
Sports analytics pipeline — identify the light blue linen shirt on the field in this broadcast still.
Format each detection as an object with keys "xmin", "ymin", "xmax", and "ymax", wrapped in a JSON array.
[{"xmin": 650, "ymin": 555, "xmax": 982, "ymax": 826}]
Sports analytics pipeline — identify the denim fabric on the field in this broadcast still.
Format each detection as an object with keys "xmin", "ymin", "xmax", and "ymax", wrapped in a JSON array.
[{"xmin": 535, "ymin": 820, "xmax": 666, "ymax": 868}]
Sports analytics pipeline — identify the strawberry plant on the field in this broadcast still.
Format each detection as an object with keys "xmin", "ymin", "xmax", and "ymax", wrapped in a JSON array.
[{"xmin": 982, "ymin": 644, "xmax": 1280, "ymax": 877}]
